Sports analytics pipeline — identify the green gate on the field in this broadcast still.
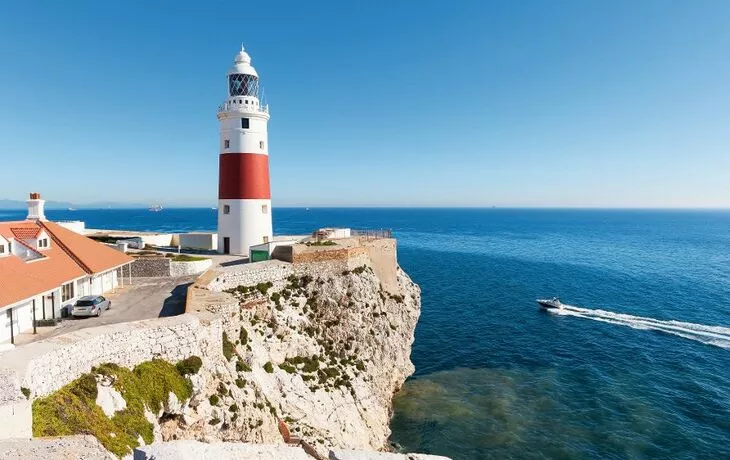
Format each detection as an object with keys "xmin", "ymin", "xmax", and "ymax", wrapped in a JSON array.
[{"xmin": 250, "ymin": 250, "xmax": 269, "ymax": 262}]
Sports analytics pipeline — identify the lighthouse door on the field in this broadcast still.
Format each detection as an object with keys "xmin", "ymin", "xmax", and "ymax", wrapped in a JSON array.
[{"xmin": 223, "ymin": 237, "xmax": 230, "ymax": 254}]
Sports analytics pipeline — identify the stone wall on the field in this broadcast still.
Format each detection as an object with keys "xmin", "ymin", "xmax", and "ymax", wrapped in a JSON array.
[
  {"xmin": 0, "ymin": 313, "xmax": 222, "ymax": 402},
  {"xmin": 170, "ymin": 258, "xmax": 213, "ymax": 277},
  {"xmin": 130, "ymin": 257, "xmax": 212, "ymax": 278},
  {"xmin": 130, "ymin": 257, "xmax": 171, "ymax": 277},
  {"xmin": 207, "ymin": 260, "xmax": 294, "ymax": 292}
]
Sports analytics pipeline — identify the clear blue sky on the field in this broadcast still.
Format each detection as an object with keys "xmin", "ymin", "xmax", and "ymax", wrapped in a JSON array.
[{"xmin": 1, "ymin": 1, "xmax": 729, "ymax": 208}]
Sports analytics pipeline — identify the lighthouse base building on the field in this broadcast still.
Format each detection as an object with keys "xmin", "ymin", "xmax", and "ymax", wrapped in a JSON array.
[{"xmin": 217, "ymin": 46, "xmax": 273, "ymax": 256}]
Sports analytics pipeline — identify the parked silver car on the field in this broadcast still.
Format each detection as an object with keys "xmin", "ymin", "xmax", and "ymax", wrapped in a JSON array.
[{"xmin": 72, "ymin": 295, "xmax": 111, "ymax": 317}]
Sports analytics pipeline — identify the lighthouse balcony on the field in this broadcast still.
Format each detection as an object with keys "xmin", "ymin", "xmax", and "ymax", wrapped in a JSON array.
[{"xmin": 218, "ymin": 101, "xmax": 269, "ymax": 115}]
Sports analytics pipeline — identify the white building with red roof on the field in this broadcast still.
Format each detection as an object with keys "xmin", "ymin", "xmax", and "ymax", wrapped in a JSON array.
[{"xmin": 0, "ymin": 193, "xmax": 133, "ymax": 344}]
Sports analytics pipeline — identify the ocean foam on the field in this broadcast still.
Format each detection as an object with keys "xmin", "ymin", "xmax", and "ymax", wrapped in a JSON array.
[{"xmin": 551, "ymin": 305, "xmax": 730, "ymax": 349}]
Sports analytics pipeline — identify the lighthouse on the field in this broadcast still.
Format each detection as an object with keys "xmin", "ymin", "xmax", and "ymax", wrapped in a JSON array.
[{"xmin": 217, "ymin": 46, "xmax": 272, "ymax": 255}]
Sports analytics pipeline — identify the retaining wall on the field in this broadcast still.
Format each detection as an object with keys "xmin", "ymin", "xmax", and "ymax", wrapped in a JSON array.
[
  {"xmin": 170, "ymin": 259, "xmax": 213, "ymax": 277},
  {"xmin": 131, "ymin": 257, "xmax": 212, "ymax": 278},
  {"xmin": 130, "ymin": 257, "xmax": 171, "ymax": 277}
]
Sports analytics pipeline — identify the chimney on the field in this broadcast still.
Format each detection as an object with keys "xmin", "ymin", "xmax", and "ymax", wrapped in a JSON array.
[{"xmin": 26, "ymin": 192, "xmax": 46, "ymax": 221}]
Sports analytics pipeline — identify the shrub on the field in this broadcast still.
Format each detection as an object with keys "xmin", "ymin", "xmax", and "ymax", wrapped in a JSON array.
[
  {"xmin": 279, "ymin": 363, "xmax": 296, "ymax": 374},
  {"xmin": 222, "ymin": 332, "xmax": 235, "ymax": 361},
  {"xmin": 33, "ymin": 359, "xmax": 191, "ymax": 457},
  {"xmin": 229, "ymin": 404, "xmax": 238, "ymax": 412},
  {"xmin": 256, "ymin": 282, "xmax": 273, "ymax": 295},
  {"xmin": 235, "ymin": 378, "xmax": 246, "ymax": 388},
  {"xmin": 176, "ymin": 356, "xmax": 203, "ymax": 376},
  {"xmin": 239, "ymin": 328, "xmax": 248, "ymax": 344},
  {"xmin": 263, "ymin": 362, "xmax": 274, "ymax": 373},
  {"xmin": 20, "ymin": 387, "xmax": 30, "ymax": 399},
  {"xmin": 236, "ymin": 358, "xmax": 251, "ymax": 373},
  {"xmin": 209, "ymin": 417, "xmax": 220, "ymax": 425},
  {"xmin": 270, "ymin": 292, "xmax": 281, "ymax": 303},
  {"xmin": 209, "ymin": 394, "xmax": 220, "ymax": 406}
]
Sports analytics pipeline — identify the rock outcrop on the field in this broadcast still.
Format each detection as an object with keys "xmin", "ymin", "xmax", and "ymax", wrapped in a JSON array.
[{"xmin": 164, "ymin": 258, "xmax": 421, "ymax": 457}]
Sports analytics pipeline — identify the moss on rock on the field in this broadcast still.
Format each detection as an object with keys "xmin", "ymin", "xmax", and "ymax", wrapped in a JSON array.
[{"xmin": 32, "ymin": 358, "xmax": 194, "ymax": 458}]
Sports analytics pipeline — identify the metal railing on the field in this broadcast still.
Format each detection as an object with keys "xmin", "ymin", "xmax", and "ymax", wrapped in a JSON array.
[{"xmin": 352, "ymin": 229, "xmax": 392, "ymax": 239}]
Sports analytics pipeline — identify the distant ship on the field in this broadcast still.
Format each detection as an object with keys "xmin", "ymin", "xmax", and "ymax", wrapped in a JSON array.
[
  {"xmin": 67, "ymin": 207, "xmax": 76, "ymax": 211},
  {"xmin": 148, "ymin": 204, "xmax": 163, "ymax": 212}
]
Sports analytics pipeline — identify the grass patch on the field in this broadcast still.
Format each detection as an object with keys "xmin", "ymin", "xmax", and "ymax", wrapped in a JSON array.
[
  {"xmin": 33, "ymin": 359, "xmax": 193, "ymax": 458},
  {"xmin": 170, "ymin": 255, "xmax": 209, "ymax": 262},
  {"xmin": 263, "ymin": 361, "xmax": 274, "ymax": 373}
]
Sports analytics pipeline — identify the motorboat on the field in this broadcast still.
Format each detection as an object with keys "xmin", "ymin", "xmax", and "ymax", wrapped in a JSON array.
[{"xmin": 537, "ymin": 297, "xmax": 563, "ymax": 310}]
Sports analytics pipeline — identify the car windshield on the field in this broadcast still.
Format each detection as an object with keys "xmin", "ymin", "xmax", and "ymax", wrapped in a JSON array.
[{"xmin": 76, "ymin": 300, "xmax": 95, "ymax": 306}]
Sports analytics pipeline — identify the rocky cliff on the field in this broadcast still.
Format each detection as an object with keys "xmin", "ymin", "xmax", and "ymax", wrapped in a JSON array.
[
  {"xmin": 19, "ymin": 239, "xmax": 422, "ymax": 458},
  {"xmin": 165, "ymin": 260, "xmax": 421, "ymax": 456}
]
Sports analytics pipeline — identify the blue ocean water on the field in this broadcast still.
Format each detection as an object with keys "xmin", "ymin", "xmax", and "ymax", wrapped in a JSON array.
[{"xmin": 2, "ymin": 207, "xmax": 729, "ymax": 458}]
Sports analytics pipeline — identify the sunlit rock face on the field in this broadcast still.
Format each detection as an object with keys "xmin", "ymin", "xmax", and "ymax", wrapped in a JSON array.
[{"xmin": 164, "ymin": 259, "xmax": 421, "ymax": 457}]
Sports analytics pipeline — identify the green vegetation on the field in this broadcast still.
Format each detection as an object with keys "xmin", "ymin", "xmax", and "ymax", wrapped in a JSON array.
[
  {"xmin": 175, "ymin": 356, "xmax": 202, "ymax": 376},
  {"xmin": 222, "ymin": 332, "xmax": 235, "ymax": 361},
  {"xmin": 239, "ymin": 327, "xmax": 248, "ymax": 344},
  {"xmin": 88, "ymin": 235, "xmax": 119, "ymax": 243},
  {"xmin": 279, "ymin": 363, "xmax": 296, "ymax": 374},
  {"xmin": 20, "ymin": 387, "xmax": 30, "ymax": 399},
  {"xmin": 170, "ymin": 254, "xmax": 209, "ymax": 262},
  {"xmin": 305, "ymin": 240, "xmax": 337, "ymax": 246},
  {"xmin": 263, "ymin": 361, "xmax": 274, "ymax": 373},
  {"xmin": 33, "ymin": 359, "xmax": 193, "ymax": 458},
  {"xmin": 236, "ymin": 358, "xmax": 251, "ymax": 373},
  {"xmin": 209, "ymin": 394, "xmax": 220, "ymax": 406}
]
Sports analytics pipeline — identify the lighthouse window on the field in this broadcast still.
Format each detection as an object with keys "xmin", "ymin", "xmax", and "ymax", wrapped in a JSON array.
[
  {"xmin": 259, "ymin": 141, "xmax": 264, "ymax": 149},
  {"xmin": 223, "ymin": 205, "xmax": 230, "ymax": 214},
  {"xmin": 224, "ymin": 140, "xmax": 230, "ymax": 149},
  {"xmin": 241, "ymin": 118, "xmax": 250, "ymax": 129},
  {"xmin": 262, "ymin": 204, "xmax": 268, "ymax": 214},
  {"xmin": 229, "ymin": 73, "xmax": 259, "ymax": 97}
]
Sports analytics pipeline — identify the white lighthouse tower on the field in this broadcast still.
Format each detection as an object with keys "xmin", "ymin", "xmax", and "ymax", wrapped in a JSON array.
[{"xmin": 217, "ymin": 46, "xmax": 272, "ymax": 255}]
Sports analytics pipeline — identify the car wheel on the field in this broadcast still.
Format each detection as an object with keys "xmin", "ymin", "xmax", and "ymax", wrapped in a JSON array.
[{"xmin": 96, "ymin": 308, "xmax": 101, "ymax": 317}]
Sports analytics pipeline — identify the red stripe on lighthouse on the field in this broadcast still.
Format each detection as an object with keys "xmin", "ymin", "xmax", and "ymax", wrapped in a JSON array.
[{"xmin": 218, "ymin": 153, "xmax": 271, "ymax": 199}]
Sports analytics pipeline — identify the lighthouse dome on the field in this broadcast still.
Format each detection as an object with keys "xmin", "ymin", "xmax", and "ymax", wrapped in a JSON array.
[{"xmin": 228, "ymin": 46, "xmax": 258, "ymax": 78}]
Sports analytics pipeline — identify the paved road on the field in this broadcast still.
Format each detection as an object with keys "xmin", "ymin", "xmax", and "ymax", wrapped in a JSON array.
[{"xmin": 46, "ymin": 276, "xmax": 195, "ymax": 338}]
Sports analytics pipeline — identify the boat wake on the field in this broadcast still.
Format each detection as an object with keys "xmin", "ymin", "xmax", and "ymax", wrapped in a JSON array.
[{"xmin": 550, "ymin": 305, "xmax": 730, "ymax": 349}]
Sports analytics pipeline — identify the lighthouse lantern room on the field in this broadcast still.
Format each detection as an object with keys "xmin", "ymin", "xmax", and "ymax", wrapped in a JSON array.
[{"xmin": 217, "ymin": 46, "xmax": 272, "ymax": 255}]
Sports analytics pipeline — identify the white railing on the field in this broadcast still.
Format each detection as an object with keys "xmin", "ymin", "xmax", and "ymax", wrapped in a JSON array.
[{"xmin": 217, "ymin": 102, "xmax": 269, "ymax": 114}]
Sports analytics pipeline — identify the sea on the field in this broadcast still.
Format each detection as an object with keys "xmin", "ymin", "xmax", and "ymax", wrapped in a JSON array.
[{"xmin": 2, "ymin": 207, "xmax": 729, "ymax": 459}]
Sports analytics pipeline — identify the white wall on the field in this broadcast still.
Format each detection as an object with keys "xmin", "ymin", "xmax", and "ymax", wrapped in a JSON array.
[
  {"xmin": 217, "ymin": 199, "xmax": 272, "ymax": 255},
  {"xmin": 179, "ymin": 233, "xmax": 218, "ymax": 251},
  {"xmin": 219, "ymin": 111, "xmax": 268, "ymax": 155},
  {"xmin": 57, "ymin": 221, "xmax": 85, "ymax": 234}
]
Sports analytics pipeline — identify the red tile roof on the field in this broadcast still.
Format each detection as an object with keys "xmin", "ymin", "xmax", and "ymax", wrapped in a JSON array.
[
  {"xmin": 0, "ymin": 220, "xmax": 133, "ymax": 308},
  {"xmin": 10, "ymin": 227, "xmax": 41, "ymax": 240}
]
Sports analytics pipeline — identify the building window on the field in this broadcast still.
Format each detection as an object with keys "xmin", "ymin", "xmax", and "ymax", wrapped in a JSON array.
[
  {"xmin": 241, "ymin": 118, "xmax": 249, "ymax": 129},
  {"xmin": 62, "ymin": 282, "xmax": 75, "ymax": 302},
  {"xmin": 0, "ymin": 244, "xmax": 5, "ymax": 253},
  {"xmin": 223, "ymin": 205, "xmax": 230, "ymax": 214},
  {"xmin": 245, "ymin": 100, "xmax": 248, "ymax": 104},
  {"xmin": 262, "ymin": 204, "xmax": 268, "ymax": 214},
  {"xmin": 38, "ymin": 238, "xmax": 48, "ymax": 248},
  {"xmin": 224, "ymin": 140, "xmax": 230, "ymax": 149},
  {"xmin": 259, "ymin": 141, "xmax": 265, "ymax": 149}
]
